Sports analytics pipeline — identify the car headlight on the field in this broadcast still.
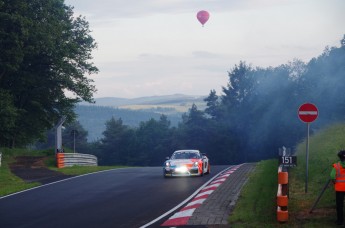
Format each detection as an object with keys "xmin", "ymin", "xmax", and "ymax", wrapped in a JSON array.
[
  {"xmin": 165, "ymin": 162, "xmax": 170, "ymax": 167},
  {"xmin": 193, "ymin": 161, "xmax": 199, "ymax": 167},
  {"xmin": 176, "ymin": 166, "xmax": 188, "ymax": 172}
]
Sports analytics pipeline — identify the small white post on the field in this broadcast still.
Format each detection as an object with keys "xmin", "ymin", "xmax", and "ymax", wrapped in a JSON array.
[{"xmin": 55, "ymin": 117, "xmax": 66, "ymax": 154}]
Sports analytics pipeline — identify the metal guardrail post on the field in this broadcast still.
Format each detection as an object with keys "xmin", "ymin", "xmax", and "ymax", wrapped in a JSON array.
[{"xmin": 56, "ymin": 153, "xmax": 98, "ymax": 168}]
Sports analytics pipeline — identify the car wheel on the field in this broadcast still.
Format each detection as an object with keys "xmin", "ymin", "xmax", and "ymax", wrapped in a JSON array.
[
  {"xmin": 200, "ymin": 165, "xmax": 204, "ymax": 177},
  {"xmin": 205, "ymin": 165, "xmax": 210, "ymax": 174}
]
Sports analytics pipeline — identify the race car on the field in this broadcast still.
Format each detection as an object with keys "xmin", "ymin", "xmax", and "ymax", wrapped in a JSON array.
[{"xmin": 163, "ymin": 150, "xmax": 210, "ymax": 177}]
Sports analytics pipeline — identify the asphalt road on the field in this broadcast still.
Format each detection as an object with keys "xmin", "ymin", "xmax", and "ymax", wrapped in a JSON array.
[{"xmin": 0, "ymin": 165, "xmax": 230, "ymax": 228}]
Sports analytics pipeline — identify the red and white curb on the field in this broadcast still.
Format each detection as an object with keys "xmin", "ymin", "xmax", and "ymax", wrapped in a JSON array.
[{"xmin": 160, "ymin": 164, "xmax": 242, "ymax": 227}]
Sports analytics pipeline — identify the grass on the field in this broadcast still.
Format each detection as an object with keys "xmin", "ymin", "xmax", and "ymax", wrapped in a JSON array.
[
  {"xmin": 0, "ymin": 148, "xmax": 123, "ymax": 197},
  {"xmin": 0, "ymin": 148, "xmax": 43, "ymax": 197},
  {"xmin": 229, "ymin": 123, "xmax": 345, "ymax": 227},
  {"xmin": 229, "ymin": 159, "xmax": 278, "ymax": 227}
]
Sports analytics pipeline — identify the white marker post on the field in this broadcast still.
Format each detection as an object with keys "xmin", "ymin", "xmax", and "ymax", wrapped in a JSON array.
[{"xmin": 55, "ymin": 117, "xmax": 66, "ymax": 154}]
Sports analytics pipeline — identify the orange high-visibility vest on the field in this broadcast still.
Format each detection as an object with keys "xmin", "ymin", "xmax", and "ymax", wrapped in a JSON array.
[{"xmin": 333, "ymin": 162, "xmax": 345, "ymax": 191}]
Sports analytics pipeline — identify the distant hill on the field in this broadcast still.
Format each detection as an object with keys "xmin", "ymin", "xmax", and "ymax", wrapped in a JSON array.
[
  {"xmin": 76, "ymin": 94, "xmax": 207, "ymax": 142},
  {"xmin": 81, "ymin": 94, "xmax": 207, "ymax": 112}
]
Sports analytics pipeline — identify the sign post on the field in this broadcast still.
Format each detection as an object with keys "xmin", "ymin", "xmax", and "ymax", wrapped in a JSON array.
[
  {"xmin": 55, "ymin": 117, "xmax": 66, "ymax": 154},
  {"xmin": 298, "ymin": 103, "xmax": 318, "ymax": 193}
]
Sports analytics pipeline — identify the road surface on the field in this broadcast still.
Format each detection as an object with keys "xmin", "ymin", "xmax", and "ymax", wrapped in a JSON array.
[{"xmin": 0, "ymin": 165, "xmax": 231, "ymax": 228}]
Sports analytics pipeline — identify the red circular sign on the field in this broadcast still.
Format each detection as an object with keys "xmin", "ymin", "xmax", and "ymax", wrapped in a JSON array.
[{"xmin": 298, "ymin": 103, "xmax": 318, "ymax": 123}]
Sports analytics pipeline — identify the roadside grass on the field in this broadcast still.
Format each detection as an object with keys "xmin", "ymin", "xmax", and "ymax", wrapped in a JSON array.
[
  {"xmin": 228, "ymin": 159, "xmax": 278, "ymax": 227},
  {"xmin": 229, "ymin": 123, "xmax": 345, "ymax": 227},
  {"xmin": 0, "ymin": 148, "xmax": 43, "ymax": 197},
  {"xmin": 0, "ymin": 148, "xmax": 123, "ymax": 197}
]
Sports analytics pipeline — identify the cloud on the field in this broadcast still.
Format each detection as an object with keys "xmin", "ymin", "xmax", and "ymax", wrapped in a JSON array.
[
  {"xmin": 192, "ymin": 51, "xmax": 223, "ymax": 59},
  {"xmin": 64, "ymin": 0, "xmax": 345, "ymax": 98},
  {"xmin": 66, "ymin": 0, "xmax": 298, "ymax": 20}
]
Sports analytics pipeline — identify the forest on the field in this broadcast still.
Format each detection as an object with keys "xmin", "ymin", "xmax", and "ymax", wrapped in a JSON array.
[
  {"xmin": 39, "ymin": 35, "xmax": 345, "ymax": 166},
  {"xmin": 74, "ymin": 105, "xmax": 182, "ymax": 142},
  {"xmin": 1, "ymin": 1, "xmax": 344, "ymax": 166}
]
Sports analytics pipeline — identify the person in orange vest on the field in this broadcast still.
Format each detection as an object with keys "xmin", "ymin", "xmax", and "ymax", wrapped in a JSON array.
[{"xmin": 331, "ymin": 150, "xmax": 345, "ymax": 225}]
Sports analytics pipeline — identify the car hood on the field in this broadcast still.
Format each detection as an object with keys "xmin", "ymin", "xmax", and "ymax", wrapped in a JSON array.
[{"xmin": 169, "ymin": 159, "xmax": 199, "ymax": 166}]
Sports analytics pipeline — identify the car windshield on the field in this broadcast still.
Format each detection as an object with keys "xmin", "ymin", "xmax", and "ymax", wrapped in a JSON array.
[{"xmin": 171, "ymin": 151, "xmax": 200, "ymax": 159}]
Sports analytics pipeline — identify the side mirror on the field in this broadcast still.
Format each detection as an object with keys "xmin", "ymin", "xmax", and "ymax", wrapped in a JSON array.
[{"xmin": 166, "ymin": 157, "xmax": 170, "ymax": 160}]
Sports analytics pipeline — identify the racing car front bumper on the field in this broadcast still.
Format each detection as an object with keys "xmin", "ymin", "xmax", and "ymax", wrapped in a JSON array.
[{"xmin": 164, "ymin": 166, "xmax": 200, "ymax": 176}]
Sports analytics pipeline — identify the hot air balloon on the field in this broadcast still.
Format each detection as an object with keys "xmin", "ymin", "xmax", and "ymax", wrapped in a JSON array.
[{"xmin": 196, "ymin": 10, "xmax": 210, "ymax": 27}]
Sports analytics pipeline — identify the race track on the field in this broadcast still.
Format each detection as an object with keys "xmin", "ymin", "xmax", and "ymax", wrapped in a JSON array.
[{"xmin": 0, "ymin": 165, "xmax": 230, "ymax": 228}]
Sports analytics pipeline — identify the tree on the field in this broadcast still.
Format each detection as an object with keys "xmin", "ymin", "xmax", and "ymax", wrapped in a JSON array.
[
  {"xmin": 135, "ymin": 115, "xmax": 173, "ymax": 166},
  {"xmin": 0, "ymin": 0, "xmax": 98, "ymax": 147},
  {"xmin": 178, "ymin": 104, "xmax": 210, "ymax": 151},
  {"xmin": 204, "ymin": 89, "xmax": 220, "ymax": 119},
  {"xmin": 221, "ymin": 61, "xmax": 255, "ymax": 109},
  {"xmin": 62, "ymin": 121, "xmax": 88, "ymax": 153},
  {"xmin": 100, "ymin": 117, "xmax": 135, "ymax": 165},
  {"xmin": 0, "ymin": 90, "xmax": 17, "ymax": 146}
]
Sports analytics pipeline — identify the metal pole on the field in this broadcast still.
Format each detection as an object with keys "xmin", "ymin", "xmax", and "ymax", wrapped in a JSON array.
[
  {"xmin": 309, "ymin": 179, "xmax": 331, "ymax": 213},
  {"xmin": 305, "ymin": 123, "xmax": 310, "ymax": 193},
  {"xmin": 55, "ymin": 117, "xmax": 66, "ymax": 154}
]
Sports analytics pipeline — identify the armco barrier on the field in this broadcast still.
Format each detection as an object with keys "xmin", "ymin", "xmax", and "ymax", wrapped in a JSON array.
[
  {"xmin": 56, "ymin": 153, "xmax": 97, "ymax": 168},
  {"xmin": 277, "ymin": 165, "xmax": 288, "ymax": 222}
]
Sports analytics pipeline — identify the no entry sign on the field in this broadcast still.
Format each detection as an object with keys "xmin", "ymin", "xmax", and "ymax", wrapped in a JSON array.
[
  {"xmin": 298, "ymin": 103, "xmax": 318, "ymax": 123},
  {"xmin": 298, "ymin": 103, "xmax": 318, "ymax": 193}
]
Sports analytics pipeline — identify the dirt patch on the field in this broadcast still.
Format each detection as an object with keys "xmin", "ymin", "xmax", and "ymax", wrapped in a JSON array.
[{"xmin": 9, "ymin": 156, "xmax": 74, "ymax": 185}]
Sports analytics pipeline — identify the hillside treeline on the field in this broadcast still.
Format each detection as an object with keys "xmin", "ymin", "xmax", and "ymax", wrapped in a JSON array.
[
  {"xmin": 75, "ymin": 105, "xmax": 181, "ymax": 142},
  {"xmin": 60, "ymin": 35, "xmax": 345, "ymax": 166}
]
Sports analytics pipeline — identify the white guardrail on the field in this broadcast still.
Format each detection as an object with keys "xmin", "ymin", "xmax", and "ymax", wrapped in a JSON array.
[{"xmin": 56, "ymin": 153, "xmax": 97, "ymax": 168}]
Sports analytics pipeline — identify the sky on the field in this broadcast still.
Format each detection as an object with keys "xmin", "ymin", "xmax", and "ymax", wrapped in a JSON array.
[{"xmin": 65, "ymin": 0, "xmax": 345, "ymax": 98}]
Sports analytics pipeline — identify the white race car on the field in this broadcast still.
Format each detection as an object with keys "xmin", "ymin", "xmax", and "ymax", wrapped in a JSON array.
[{"xmin": 163, "ymin": 150, "xmax": 210, "ymax": 177}]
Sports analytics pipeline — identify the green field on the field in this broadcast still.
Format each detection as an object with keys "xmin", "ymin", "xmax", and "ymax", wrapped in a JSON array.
[{"xmin": 119, "ymin": 101, "xmax": 207, "ymax": 114}]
